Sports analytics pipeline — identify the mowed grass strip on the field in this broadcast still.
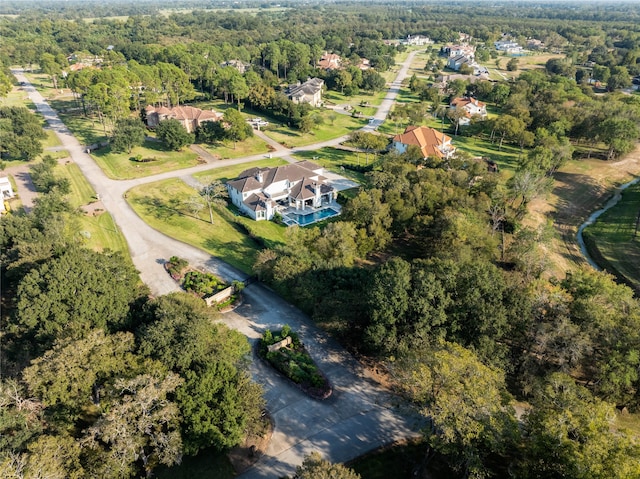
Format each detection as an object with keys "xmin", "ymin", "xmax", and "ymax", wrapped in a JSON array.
[
  {"xmin": 91, "ymin": 140, "xmax": 200, "ymax": 179},
  {"xmin": 582, "ymin": 181, "xmax": 640, "ymax": 289},
  {"xmin": 199, "ymin": 134, "xmax": 270, "ymax": 160},
  {"xmin": 55, "ymin": 161, "xmax": 129, "ymax": 253},
  {"xmin": 263, "ymin": 112, "xmax": 366, "ymax": 147},
  {"xmin": 126, "ymin": 178, "xmax": 286, "ymax": 273}
]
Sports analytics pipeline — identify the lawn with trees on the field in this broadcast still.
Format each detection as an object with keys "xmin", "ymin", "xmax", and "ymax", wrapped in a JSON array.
[{"xmin": 4, "ymin": 1, "xmax": 640, "ymax": 477}]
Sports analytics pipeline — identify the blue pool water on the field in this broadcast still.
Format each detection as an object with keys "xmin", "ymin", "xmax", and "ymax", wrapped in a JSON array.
[{"xmin": 285, "ymin": 208, "xmax": 339, "ymax": 226}]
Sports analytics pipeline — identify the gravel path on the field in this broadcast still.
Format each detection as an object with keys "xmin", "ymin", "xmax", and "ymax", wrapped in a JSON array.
[{"xmin": 10, "ymin": 52, "xmax": 422, "ymax": 476}]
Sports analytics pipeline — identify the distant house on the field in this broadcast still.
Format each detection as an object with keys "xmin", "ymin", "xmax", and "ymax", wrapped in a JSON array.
[
  {"xmin": 392, "ymin": 126, "xmax": 456, "ymax": 159},
  {"xmin": 450, "ymin": 97, "xmax": 488, "ymax": 125},
  {"xmin": 220, "ymin": 59, "xmax": 250, "ymax": 74},
  {"xmin": 526, "ymin": 38, "xmax": 545, "ymax": 50},
  {"xmin": 0, "ymin": 176, "xmax": 14, "ymax": 213},
  {"xmin": 357, "ymin": 58, "xmax": 371, "ymax": 71},
  {"xmin": 403, "ymin": 35, "xmax": 432, "ymax": 46},
  {"xmin": 442, "ymin": 44, "xmax": 476, "ymax": 59},
  {"xmin": 494, "ymin": 39, "xmax": 524, "ymax": 54},
  {"xmin": 318, "ymin": 52, "xmax": 342, "ymax": 70},
  {"xmin": 144, "ymin": 105, "xmax": 222, "ymax": 133},
  {"xmin": 226, "ymin": 161, "xmax": 336, "ymax": 221},
  {"xmin": 286, "ymin": 78, "xmax": 324, "ymax": 107},
  {"xmin": 447, "ymin": 54, "xmax": 472, "ymax": 71}
]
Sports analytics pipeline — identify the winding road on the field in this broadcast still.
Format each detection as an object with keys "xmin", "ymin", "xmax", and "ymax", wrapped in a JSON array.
[{"xmin": 10, "ymin": 50, "xmax": 421, "ymax": 477}]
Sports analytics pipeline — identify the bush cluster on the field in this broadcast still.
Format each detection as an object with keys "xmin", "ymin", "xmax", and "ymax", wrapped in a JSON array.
[{"xmin": 182, "ymin": 270, "xmax": 227, "ymax": 296}]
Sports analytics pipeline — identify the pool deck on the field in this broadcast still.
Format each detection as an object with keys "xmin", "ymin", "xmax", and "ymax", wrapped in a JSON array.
[{"xmin": 280, "ymin": 202, "xmax": 342, "ymax": 227}]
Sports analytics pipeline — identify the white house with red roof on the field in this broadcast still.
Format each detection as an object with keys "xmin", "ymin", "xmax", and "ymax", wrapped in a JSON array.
[
  {"xmin": 318, "ymin": 53, "xmax": 342, "ymax": 71},
  {"xmin": 392, "ymin": 126, "xmax": 456, "ymax": 159},
  {"xmin": 144, "ymin": 105, "xmax": 222, "ymax": 133},
  {"xmin": 226, "ymin": 161, "xmax": 337, "ymax": 221},
  {"xmin": 449, "ymin": 97, "xmax": 487, "ymax": 125}
]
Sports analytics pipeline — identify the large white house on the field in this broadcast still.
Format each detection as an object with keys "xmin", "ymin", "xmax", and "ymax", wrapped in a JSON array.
[{"xmin": 226, "ymin": 161, "xmax": 336, "ymax": 221}]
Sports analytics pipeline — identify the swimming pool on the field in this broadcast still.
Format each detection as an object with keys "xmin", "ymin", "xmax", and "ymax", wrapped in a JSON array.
[{"xmin": 283, "ymin": 208, "xmax": 340, "ymax": 226}]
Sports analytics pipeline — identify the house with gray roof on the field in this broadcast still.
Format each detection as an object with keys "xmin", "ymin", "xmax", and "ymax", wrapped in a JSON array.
[
  {"xmin": 226, "ymin": 161, "xmax": 336, "ymax": 221},
  {"xmin": 286, "ymin": 78, "xmax": 324, "ymax": 107}
]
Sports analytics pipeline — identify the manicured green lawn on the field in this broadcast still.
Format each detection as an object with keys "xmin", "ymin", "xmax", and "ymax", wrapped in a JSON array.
[
  {"xmin": 58, "ymin": 110, "xmax": 108, "ymax": 146},
  {"xmin": 126, "ymin": 178, "xmax": 287, "ymax": 274},
  {"xmin": 42, "ymin": 129, "xmax": 62, "ymax": 149},
  {"xmin": 91, "ymin": 140, "xmax": 200, "ymax": 179},
  {"xmin": 58, "ymin": 162, "xmax": 95, "ymax": 207},
  {"xmin": 55, "ymin": 161, "xmax": 129, "ymax": 253},
  {"xmin": 323, "ymin": 90, "xmax": 387, "ymax": 108},
  {"xmin": 193, "ymin": 158, "xmax": 289, "ymax": 184},
  {"xmin": 199, "ymin": 134, "xmax": 270, "ymax": 160},
  {"xmin": 263, "ymin": 112, "xmax": 366, "ymax": 148},
  {"xmin": 452, "ymin": 135, "xmax": 524, "ymax": 172},
  {"xmin": 155, "ymin": 448, "xmax": 235, "ymax": 479},
  {"xmin": 582, "ymin": 181, "xmax": 640, "ymax": 289},
  {"xmin": 77, "ymin": 212, "xmax": 129, "ymax": 253}
]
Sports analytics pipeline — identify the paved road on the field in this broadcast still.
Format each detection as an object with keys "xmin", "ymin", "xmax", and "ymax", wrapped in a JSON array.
[{"xmin": 10, "ymin": 52, "xmax": 422, "ymax": 476}]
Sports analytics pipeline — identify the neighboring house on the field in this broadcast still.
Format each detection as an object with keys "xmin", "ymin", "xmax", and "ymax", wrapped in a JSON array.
[
  {"xmin": 357, "ymin": 58, "xmax": 371, "ymax": 70},
  {"xmin": 403, "ymin": 35, "xmax": 432, "ymax": 46},
  {"xmin": 450, "ymin": 96, "xmax": 488, "ymax": 125},
  {"xmin": 0, "ymin": 176, "xmax": 14, "ymax": 213},
  {"xmin": 220, "ymin": 59, "xmax": 250, "ymax": 74},
  {"xmin": 286, "ymin": 78, "xmax": 324, "ymax": 107},
  {"xmin": 495, "ymin": 39, "xmax": 524, "ymax": 54},
  {"xmin": 144, "ymin": 105, "xmax": 222, "ymax": 133},
  {"xmin": 527, "ymin": 38, "xmax": 545, "ymax": 50},
  {"xmin": 442, "ymin": 44, "xmax": 476, "ymax": 60},
  {"xmin": 447, "ymin": 54, "xmax": 472, "ymax": 71},
  {"xmin": 318, "ymin": 53, "xmax": 342, "ymax": 70},
  {"xmin": 226, "ymin": 161, "xmax": 336, "ymax": 221},
  {"xmin": 393, "ymin": 126, "xmax": 456, "ymax": 159}
]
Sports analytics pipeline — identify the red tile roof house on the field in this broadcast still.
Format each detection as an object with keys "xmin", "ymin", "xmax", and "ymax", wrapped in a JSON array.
[
  {"xmin": 226, "ymin": 161, "xmax": 336, "ymax": 221},
  {"xmin": 392, "ymin": 126, "xmax": 456, "ymax": 159},
  {"xmin": 318, "ymin": 52, "xmax": 342, "ymax": 71},
  {"xmin": 144, "ymin": 105, "xmax": 222, "ymax": 133},
  {"xmin": 449, "ymin": 97, "xmax": 488, "ymax": 125}
]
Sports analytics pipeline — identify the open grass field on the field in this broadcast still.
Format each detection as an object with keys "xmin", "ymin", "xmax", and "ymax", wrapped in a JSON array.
[
  {"xmin": 494, "ymin": 52, "xmax": 565, "ymax": 80},
  {"xmin": 55, "ymin": 161, "xmax": 128, "ymax": 252},
  {"xmin": 2, "ymin": 84, "xmax": 37, "ymax": 109},
  {"xmin": 91, "ymin": 140, "xmax": 200, "ymax": 180},
  {"xmin": 323, "ymin": 90, "xmax": 388, "ymax": 109},
  {"xmin": 581, "ymin": 181, "xmax": 640, "ymax": 290},
  {"xmin": 126, "ymin": 177, "xmax": 287, "ymax": 274},
  {"xmin": 526, "ymin": 145, "xmax": 640, "ymax": 279},
  {"xmin": 199, "ymin": 134, "xmax": 270, "ymax": 160},
  {"xmin": 263, "ymin": 112, "xmax": 366, "ymax": 148}
]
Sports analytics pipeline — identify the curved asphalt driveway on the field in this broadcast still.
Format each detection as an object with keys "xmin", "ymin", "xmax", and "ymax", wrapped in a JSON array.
[{"xmin": 11, "ymin": 52, "xmax": 422, "ymax": 477}]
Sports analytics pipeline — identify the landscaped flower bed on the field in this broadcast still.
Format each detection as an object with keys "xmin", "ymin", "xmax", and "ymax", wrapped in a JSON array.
[
  {"xmin": 165, "ymin": 256, "xmax": 234, "ymax": 306},
  {"xmin": 258, "ymin": 326, "xmax": 332, "ymax": 399}
]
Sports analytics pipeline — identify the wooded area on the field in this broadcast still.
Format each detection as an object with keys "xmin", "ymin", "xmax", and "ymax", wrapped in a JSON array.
[{"xmin": 2, "ymin": 0, "xmax": 640, "ymax": 477}]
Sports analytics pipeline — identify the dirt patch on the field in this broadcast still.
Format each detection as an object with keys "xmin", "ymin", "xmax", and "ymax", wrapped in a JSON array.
[
  {"xmin": 81, "ymin": 200, "xmax": 106, "ymax": 216},
  {"xmin": 227, "ymin": 413, "xmax": 273, "ymax": 474},
  {"xmin": 527, "ymin": 145, "xmax": 640, "ymax": 278}
]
